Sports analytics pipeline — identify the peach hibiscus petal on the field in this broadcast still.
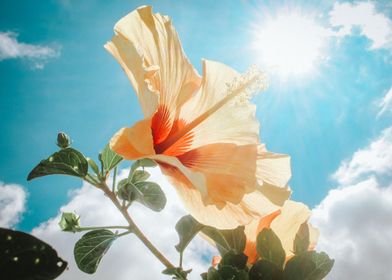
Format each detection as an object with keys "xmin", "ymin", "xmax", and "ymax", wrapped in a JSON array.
[
  {"xmin": 156, "ymin": 156, "xmax": 288, "ymax": 229},
  {"xmin": 270, "ymin": 201, "xmax": 317, "ymax": 257},
  {"xmin": 243, "ymin": 200, "xmax": 320, "ymax": 263},
  {"xmin": 211, "ymin": 256, "xmax": 222, "ymax": 267},
  {"xmin": 105, "ymin": 5, "xmax": 201, "ymax": 120},
  {"xmin": 110, "ymin": 118, "xmax": 155, "ymax": 160},
  {"xmin": 257, "ymin": 144, "xmax": 292, "ymax": 188},
  {"xmin": 178, "ymin": 59, "xmax": 262, "ymax": 150},
  {"xmin": 177, "ymin": 143, "xmax": 258, "ymax": 206}
]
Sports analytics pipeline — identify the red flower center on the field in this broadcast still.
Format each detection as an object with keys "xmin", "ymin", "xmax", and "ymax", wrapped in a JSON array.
[{"xmin": 151, "ymin": 105, "xmax": 194, "ymax": 158}]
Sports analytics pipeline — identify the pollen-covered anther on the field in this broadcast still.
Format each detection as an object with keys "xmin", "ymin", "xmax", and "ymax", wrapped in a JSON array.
[{"xmin": 225, "ymin": 66, "xmax": 268, "ymax": 105}]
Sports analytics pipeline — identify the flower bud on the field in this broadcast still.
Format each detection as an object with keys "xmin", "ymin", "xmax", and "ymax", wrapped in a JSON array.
[
  {"xmin": 58, "ymin": 212, "xmax": 80, "ymax": 233},
  {"xmin": 57, "ymin": 132, "xmax": 71, "ymax": 148}
]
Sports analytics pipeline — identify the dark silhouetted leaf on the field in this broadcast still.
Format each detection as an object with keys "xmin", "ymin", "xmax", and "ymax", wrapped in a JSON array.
[
  {"xmin": 219, "ymin": 251, "xmax": 248, "ymax": 270},
  {"xmin": 202, "ymin": 226, "xmax": 246, "ymax": 255},
  {"xmin": 74, "ymin": 229, "xmax": 117, "ymax": 274},
  {"xmin": 284, "ymin": 251, "xmax": 334, "ymax": 280},
  {"xmin": 27, "ymin": 147, "xmax": 88, "ymax": 180},
  {"xmin": 205, "ymin": 267, "xmax": 222, "ymax": 280},
  {"xmin": 219, "ymin": 265, "xmax": 248, "ymax": 280},
  {"xmin": 249, "ymin": 260, "xmax": 283, "ymax": 280},
  {"xmin": 0, "ymin": 228, "xmax": 67, "ymax": 280},
  {"xmin": 256, "ymin": 228, "xmax": 285, "ymax": 269}
]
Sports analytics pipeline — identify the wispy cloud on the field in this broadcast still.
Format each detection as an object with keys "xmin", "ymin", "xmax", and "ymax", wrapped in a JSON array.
[
  {"xmin": 332, "ymin": 126, "xmax": 392, "ymax": 185},
  {"xmin": 0, "ymin": 182, "xmax": 27, "ymax": 228},
  {"xmin": 329, "ymin": 2, "xmax": 392, "ymax": 50},
  {"xmin": 0, "ymin": 31, "xmax": 60, "ymax": 69},
  {"xmin": 378, "ymin": 86, "xmax": 392, "ymax": 116}
]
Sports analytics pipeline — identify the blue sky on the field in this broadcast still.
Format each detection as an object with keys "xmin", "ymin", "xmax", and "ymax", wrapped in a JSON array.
[{"xmin": 0, "ymin": 0, "xmax": 391, "ymax": 236}]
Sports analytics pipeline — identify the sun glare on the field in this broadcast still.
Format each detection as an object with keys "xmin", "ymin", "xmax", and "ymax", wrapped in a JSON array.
[{"xmin": 252, "ymin": 11, "xmax": 330, "ymax": 78}]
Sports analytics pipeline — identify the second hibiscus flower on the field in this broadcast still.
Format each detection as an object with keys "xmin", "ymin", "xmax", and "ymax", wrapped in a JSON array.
[{"xmin": 105, "ymin": 5, "xmax": 291, "ymax": 229}]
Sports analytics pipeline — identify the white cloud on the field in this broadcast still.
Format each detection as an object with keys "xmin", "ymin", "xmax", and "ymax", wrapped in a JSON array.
[
  {"xmin": 0, "ymin": 31, "xmax": 60, "ymax": 68},
  {"xmin": 332, "ymin": 126, "xmax": 392, "ymax": 185},
  {"xmin": 312, "ymin": 126, "xmax": 392, "ymax": 280},
  {"xmin": 32, "ymin": 168, "xmax": 216, "ymax": 280},
  {"xmin": 378, "ymin": 86, "xmax": 392, "ymax": 116},
  {"xmin": 0, "ymin": 182, "xmax": 27, "ymax": 228},
  {"xmin": 329, "ymin": 2, "xmax": 392, "ymax": 50}
]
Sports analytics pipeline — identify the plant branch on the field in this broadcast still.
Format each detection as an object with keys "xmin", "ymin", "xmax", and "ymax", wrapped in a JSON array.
[
  {"xmin": 179, "ymin": 252, "xmax": 183, "ymax": 268},
  {"xmin": 85, "ymin": 173, "xmax": 100, "ymax": 186},
  {"xmin": 100, "ymin": 182, "xmax": 175, "ymax": 270},
  {"xmin": 117, "ymin": 230, "xmax": 132, "ymax": 237},
  {"xmin": 112, "ymin": 166, "xmax": 117, "ymax": 193},
  {"xmin": 77, "ymin": 225, "xmax": 130, "ymax": 232}
]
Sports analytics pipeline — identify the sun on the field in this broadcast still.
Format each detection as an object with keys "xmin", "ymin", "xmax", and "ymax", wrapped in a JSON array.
[{"xmin": 252, "ymin": 11, "xmax": 330, "ymax": 78}]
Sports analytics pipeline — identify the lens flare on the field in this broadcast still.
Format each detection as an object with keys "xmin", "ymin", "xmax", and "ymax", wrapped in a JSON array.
[{"xmin": 252, "ymin": 11, "xmax": 331, "ymax": 78}]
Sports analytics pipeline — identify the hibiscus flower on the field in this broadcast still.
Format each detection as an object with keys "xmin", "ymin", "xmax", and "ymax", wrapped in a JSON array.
[
  {"xmin": 105, "ymin": 5, "xmax": 291, "ymax": 229},
  {"xmin": 243, "ymin": 200, "xmax": 319, "ymax": 264}
]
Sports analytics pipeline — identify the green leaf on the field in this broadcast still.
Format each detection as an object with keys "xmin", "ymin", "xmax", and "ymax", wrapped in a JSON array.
[
  {"xmin": 131, "ymin": 170, "xmax": 150, "ymax": 183},
  {"xmin": 27, "ymin": 147, "xmax": 88, "ymax": 180},
  {"xmin": 136, "ymin": 158, "xmax": 157, "ymax": 168},
  {"xmin": 0, "ymin": 227, "xmax": 67, "ymax": 280},
  {"xmin": 87, "ymin": 157, "xmax": 100, "ymax": 176},
  {"xmin": 99, "ymin": 144, "xmax": 122, "ymax": 175},
  {"xmin": 162, "ymin": 267, "xmax": 178, "ymax": 275},
  {"xmin": 117, "ymin": 179, "xmax": 135, "ymax": 201},
  {"xmin": 220, "ymin": 226, "xmax": 246, "ymax": 254},
  {"xmin": 256, "ymin": 228, "xmax": 285, "ymax": 269},
  {"xmin": 202, "ymin": 226, "xmax": 246, "ymax": 255},
  {"xmin": 117, "ymin": 180, "xmax": 166, "ymax": 211},
  {"xmin": 293, "ymin": 223, "xmax": 310, "ymax": 256},
  {"xmin": 219, "ymin": 251, "xmax": 248, "ymax": 270},
  {"xmin": 175, "ymin": 215, "xmax": 204, "ymax": 253},
  {"xmin": 249, "ymin": 260, "xmax": 283, "ymax": 280},
  {"xmin": 133, "ymin": 181, "xmax": 167, "ymax": 212},
  {"xmin": 74, "ymin": 229, "xmax": 117, "ymax": 274},
  {"xmin": 134, "ymin": 182, "xmax": 166, "ymax": 212},
  {"xmin": 283, "ymin": 251, "xmax": 334, "ymax": 280}
]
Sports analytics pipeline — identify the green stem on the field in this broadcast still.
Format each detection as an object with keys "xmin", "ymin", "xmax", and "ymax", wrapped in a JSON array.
[
  {"xmin": 112, "ymin": 166, "xmax": 117, "ymax": 193},
  {"xmin": 85, "ymin": 173, "xmax": 100, "ymax": 186},
  {"xmin": 117, "ymin": 230, "xmax": 132, "ymax": 237},
  {"xmin": 128, "ymin": 165, "xmax": 135, "ymax": 181},
  {"xmin": 77, "ymin": 225, "xmax": 130, "ymax": 232},
  {"xmin": 179, "ymin": 252, "xmax": 183, "ymax": 268},
  {"xmin": 100, "ymin": 182, "xmax": 175, "ymax": 270}
]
